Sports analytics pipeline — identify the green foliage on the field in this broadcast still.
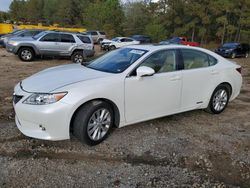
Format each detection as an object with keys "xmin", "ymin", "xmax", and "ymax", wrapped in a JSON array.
[{"xmin": 6, "ymin": 0, "xmax": 250, "ymax": 43}]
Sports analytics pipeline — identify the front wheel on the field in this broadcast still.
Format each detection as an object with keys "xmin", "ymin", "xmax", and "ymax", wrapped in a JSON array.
[
  {"xmin": 231, "ymin": 52, "xmax": 236, "ymax": 59},
  {"xmin": 206, "ymin": 85, "xmax": 230, "ymax": 114},
  {"xmin": 109, "ymin": 45, "xmax": 116, "ymax": 51},
  {"xmin": 73, "ymin": 101, "xmax": 114, "ymax": 145},
  {"xmin": 18, "ymin": 47, "xmax": 34, "ymax": 62}
]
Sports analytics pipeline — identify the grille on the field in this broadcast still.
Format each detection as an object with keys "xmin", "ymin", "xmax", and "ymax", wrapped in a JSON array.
[{"xmin": 13, "ymin": 95, "xmax": 23, "ymax": 104}]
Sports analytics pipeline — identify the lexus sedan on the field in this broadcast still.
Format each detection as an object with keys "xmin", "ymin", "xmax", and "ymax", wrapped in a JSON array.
[{"xmin": 13, "ymin": 45, "xmax": 242, "ymax": 145}]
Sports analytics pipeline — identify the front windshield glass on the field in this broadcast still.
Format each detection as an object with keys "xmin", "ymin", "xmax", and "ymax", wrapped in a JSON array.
[
  {"xmin": 86, "ymin": 48, "xmax": 148, "ymax": 73},
  {"xmin": 11, "ymin": 30, "xmax": 21, "ymax": 35},
  {"xmin": 222, "ymin": 43, "xmax": 238, "ymax": 49},
  {"xmin": 169, "ymin": 37, "xmax": 180, "ymax": 43},
  {"xmin": 33, "ymin": 31, "xmax": 46, "ymax": 40},
  {"xmin": 112, "ymin": 37, "xmax": 120, "ymax": 41}
]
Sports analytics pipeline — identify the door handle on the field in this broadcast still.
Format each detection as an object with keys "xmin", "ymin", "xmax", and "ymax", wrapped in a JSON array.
[{"xmin": 170, "ymin": 76, "xmax": 181, "ymax": 81}]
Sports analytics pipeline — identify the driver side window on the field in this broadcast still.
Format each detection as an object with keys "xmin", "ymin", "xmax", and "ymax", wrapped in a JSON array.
[{"xmin": 139, "ymin": 50, "xmax": 177, "ymax": 73}]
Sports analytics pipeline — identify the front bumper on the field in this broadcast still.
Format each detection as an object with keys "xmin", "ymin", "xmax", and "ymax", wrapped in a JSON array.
[
  {"xmin": 6, "ymin": 43, "xmax": 18, "ymax": 54},
  {"xmin": 100, "ymin": 43, "xmax": 110, "ymax": 51},
  {"xmin": 13, "ymin": 83, "xmax": 72, "ymax": 141}
]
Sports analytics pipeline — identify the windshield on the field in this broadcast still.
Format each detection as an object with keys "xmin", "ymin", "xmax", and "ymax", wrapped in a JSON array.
[
  {"xmin": 169, "ymin": 37, "xmax": 181, "ymax": 43},
  {"xmin": 112, "ymin": 37, "xmax": 120, "ymax": 42},
  {"xmin": 33, "ymin": 31, "xmax": 46, "ymax": 40},
  {"xmin": 86, "ymin": 48, "xmax": 148, "ymax": 73},
  {"xmin": 11, "ymin": 30, "xmax": 22, "ymax": 35},
  {"xmin": 222, "ymin": 43, "xmax": 238, "ymax": 49}
]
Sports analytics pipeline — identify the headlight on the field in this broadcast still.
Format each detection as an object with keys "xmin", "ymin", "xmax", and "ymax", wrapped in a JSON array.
[
  {"xmin": 8, "ymin": 40, "xmax": 18, "ymax": 46},
  {"xmin": 23, "ymin": 92, "xmax": 67, "ymax": 105}
]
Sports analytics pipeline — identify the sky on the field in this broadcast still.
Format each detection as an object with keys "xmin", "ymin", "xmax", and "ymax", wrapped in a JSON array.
[
  {"xmin": 0, "ymin": 0, "xmax": 12, "ymax": 12},
  {"xmin": 0, "ymin": 0, "xmax": 159, "ymax": 12}
]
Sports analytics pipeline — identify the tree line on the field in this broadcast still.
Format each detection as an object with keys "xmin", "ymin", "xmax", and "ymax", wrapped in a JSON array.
[{"xmin": 1, "ymin": 0, "xmax": 250, "ymax": 44}]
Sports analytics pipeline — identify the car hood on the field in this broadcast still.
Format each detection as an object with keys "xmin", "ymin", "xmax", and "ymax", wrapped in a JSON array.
[{"xmin": 21, "ymin": 64, "xmax": 112, "ymax": 93}]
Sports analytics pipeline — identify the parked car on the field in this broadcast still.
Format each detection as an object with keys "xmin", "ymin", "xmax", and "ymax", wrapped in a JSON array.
[
  {"xmin": 160, "ymin": 37, "xmax": 200, "ymax": 47},
  {"xmin": 86, "ymin": 30, "xmax": 106, "ymax": 44},
  {"xmin": 0, "ymin": 29, "xmax": 44, "ymax": 47},
  {"xmin": 6, "ymin": 31, "xmax": 94, "ymax": 63},
  {"xmin": 131, "ymin": 35, "xmax": 151, "ymax": 44},
  {"xmin": 13, "ymin": 45, "xmax": 242, "ymax": 145},
  {"xmin": 100, "ymin": 37, "xmax": 140, "ymax": 50},
  {"xmin": 215, "ymin": 42, "xmax": 249, "ymax": 58}
]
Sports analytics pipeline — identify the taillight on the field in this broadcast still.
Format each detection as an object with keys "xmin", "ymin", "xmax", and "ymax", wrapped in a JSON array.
[{"xmin": 236, "ymin": 67, "xmax": 242, "ymax": 74}]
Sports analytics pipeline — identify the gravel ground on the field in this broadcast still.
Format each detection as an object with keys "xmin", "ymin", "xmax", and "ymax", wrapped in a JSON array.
[{"xmin": 0, "ymin": 47, "xmax": 249, "ymax": 187}]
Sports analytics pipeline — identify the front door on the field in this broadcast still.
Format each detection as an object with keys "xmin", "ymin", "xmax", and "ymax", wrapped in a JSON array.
[
  {"xmin": 38, "ymin": 33, "xmax": 61, "ymax": 55},
  {"xmin": 125, "ymin": 50, "xmax": 182, "ymax": 123}
]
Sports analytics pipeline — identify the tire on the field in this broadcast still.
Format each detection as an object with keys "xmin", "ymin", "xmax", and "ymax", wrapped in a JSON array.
[
  {"xmin": 231, "ymin": 52, "xmax": 236, "ymax": 59},
  {"xmin": 18, "ymin": 47, "xmax": 34, "ymax": 62},
  {"xmin": 205, "ymin": 85, "xmax": 230, "ymax": 114},
  {"xmin": 71, "ymin": 51, "xmax": 85, "ymax": 63},
  {"xmin": 73, "ymin": 100, "xmax": 114, "ymax": 145},
  {"xmin": 109, "ymin": 45, "xmax": 116, "ymax": 51}
]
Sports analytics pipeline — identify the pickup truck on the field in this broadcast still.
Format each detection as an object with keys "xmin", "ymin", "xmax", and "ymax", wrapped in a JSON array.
[{"xmin": 160, "ymin": 37, "xmax": 200, "ymax": 47}]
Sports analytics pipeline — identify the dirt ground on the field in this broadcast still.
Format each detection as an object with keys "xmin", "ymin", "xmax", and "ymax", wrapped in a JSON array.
[{"xmin": 0, "ymin": 46, "xmax": 249, "ymax": 188}]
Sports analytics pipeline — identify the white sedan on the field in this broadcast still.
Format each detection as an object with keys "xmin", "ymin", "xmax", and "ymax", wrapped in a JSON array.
[
  {"xmin": 13, "ymin": 45, "xmax": 242, "ymax": 145},
  {"xmin": 101, "ymin": 37, "xmax": 140, "ymax": 50}
]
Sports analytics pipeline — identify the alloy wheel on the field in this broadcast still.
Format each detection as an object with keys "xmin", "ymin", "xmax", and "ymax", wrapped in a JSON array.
[
  {"xmin": 74, "ymin": 54, "xmax": 83, "ymax": 63},
  {"xmin": 87, "ymin": 108, "xmax": 111, "ymax": 141},
  {"xmin": 212, "ymin": 89, "xmax": 228, "ymax": 111},
  {"xmin": 21, "ymin": 50, "xmax": 32, "ymax": 61}
]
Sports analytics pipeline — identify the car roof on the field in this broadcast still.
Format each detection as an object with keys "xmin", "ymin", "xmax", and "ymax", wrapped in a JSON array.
[{"xmin": 124, "ymin": 44, "xmax": 211, "ymax": 53}]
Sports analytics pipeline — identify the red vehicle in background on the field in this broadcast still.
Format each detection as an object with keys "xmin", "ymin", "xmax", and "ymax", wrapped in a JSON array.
[{"xmin": 160, "ymin": 37, "xmax": 200, "ymax": 47}]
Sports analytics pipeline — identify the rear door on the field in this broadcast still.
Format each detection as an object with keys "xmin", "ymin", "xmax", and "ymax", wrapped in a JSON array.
[
  {"xmin": 37, "ymin": 33, "xmax": 60, "ymax": 55},
  {"xmin": 58, "ymin": 34, "xmax": 76, "ymax": 56},
  {"xmin": 77, "ymin": 35, "xmax": 93, "ymax": 50},
  {"xmin": 180, "ymin": 49, "xmax": 218, "ymax": 111}
]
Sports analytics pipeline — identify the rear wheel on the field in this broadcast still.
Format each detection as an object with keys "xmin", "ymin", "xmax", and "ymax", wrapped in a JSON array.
[
  {"xmin": 206, "ymin": 85, "xmax": 230, "ymax": 114},
  {"xmin": 73, "ymin": 101, "xmax": 114, "ymax": 145},
  {"xmin": 71, "ymin": 51, "xmax": 85, "ymax": 63},
  {"xmin": 18, "ymin": 47, "xmax": 34, "ymax": 62}
]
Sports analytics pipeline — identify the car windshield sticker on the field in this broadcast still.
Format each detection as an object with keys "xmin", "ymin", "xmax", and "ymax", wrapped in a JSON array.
[{"xmin": 129, "ymin": 49, "xmax": 145, "ymax": 55}]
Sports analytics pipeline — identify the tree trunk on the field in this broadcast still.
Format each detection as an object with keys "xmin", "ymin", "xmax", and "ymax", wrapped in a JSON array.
[
  {"xmin": 221, "ymin": 21, "xmax": 226, "ymax": 45},
  {"xmin": 191, "ymin": 27, "xmax": 195, "ymax": 42}
]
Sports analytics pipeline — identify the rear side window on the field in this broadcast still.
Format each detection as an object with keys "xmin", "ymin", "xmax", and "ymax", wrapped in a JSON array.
[
  {"xmin": 40, "ymin": 33, "xmax": 60, "ymax": 42},
  {"xmin": 77, "ymin": 35, "xmax": 91, "ymax": 44},
  {"xmin": 181, "ymin": 49, "xmax": 209, "ymax": 70},
  {"xmin": 60, "ymin": 34, "xmax": 75, "ymax": 43},
  {"xmin": 99, "ymin": 32, "xmax": 105, "ymax": 35},
  {"xmin": 208, "ymin": 55, "xmax": 217, "ymax": 66}
]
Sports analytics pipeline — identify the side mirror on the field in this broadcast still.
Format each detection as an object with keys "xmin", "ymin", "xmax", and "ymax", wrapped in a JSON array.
[{"xmin": 136, "ymin": 66, "xmax": 155, "ymax": 77}]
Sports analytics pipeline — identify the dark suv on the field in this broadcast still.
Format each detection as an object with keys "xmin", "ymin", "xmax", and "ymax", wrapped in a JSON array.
[
  {"xmin": 215, "ymin": 42, "xmax": 249, "ymax": 58},
  {"xmin": 131, "ymin": 35, "xmax": 152, "ymax": 44}
]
